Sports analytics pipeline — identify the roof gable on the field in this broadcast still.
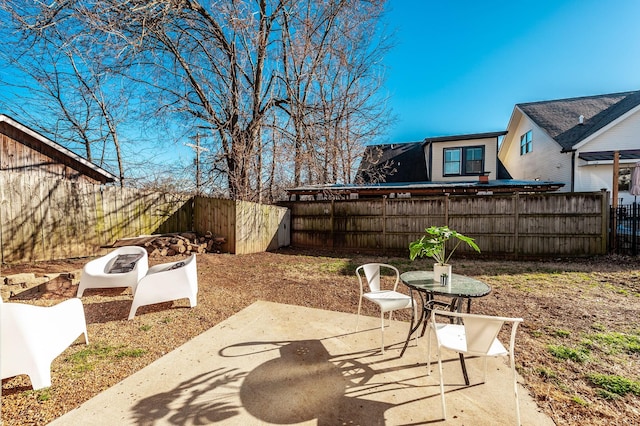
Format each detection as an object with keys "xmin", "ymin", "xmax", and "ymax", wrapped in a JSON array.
[
  {"xmin": 0, "ymin": 114, "xmax": 117, "ymax": 184},
  {"xmin": 517, "ymin": 90, "xmax": 640, "ymax": 151}
]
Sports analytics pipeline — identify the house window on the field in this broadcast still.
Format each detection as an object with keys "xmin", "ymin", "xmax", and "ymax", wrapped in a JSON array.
[
  {"xmin": 520, "ymin": 130, "xmax": 532, "ymax": 155},
  {"xmin": 444, "ymin": 148, "xmax": 461, "ymax": 175},
  {"xmin": 465, "ymin": 147, "xmax": 484, "ymax": 174},
  {"xmin": 443, "ymin": 146, "xmax": 485, "ymax": 176}
]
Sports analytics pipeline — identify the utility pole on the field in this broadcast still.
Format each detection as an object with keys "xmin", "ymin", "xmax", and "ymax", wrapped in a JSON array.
[{"xmin": 185, "ymin": 134, "xmax": 209, "ymax": 195}]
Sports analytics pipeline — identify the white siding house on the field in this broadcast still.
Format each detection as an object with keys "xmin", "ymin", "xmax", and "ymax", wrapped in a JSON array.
[
  {"xmin": 499, "ymin": 109, "xmax": 573, "ymax": 185},
  {"xmin": 499, "ymin": 91, "xmax": 640, "ymax": 204}
]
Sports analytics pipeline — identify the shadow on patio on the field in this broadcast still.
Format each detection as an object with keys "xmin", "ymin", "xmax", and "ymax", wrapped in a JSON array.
[{"xmin": 50, "ymin": 301, "xmax": 553, "ymax": 425}]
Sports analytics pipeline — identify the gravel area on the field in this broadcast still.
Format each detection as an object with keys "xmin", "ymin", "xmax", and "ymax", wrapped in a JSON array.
[{"xmin": 2, "ymin": 248, "xmax": 640, "ymax": 425}]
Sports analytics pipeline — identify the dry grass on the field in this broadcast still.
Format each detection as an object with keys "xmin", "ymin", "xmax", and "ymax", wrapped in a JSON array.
[{"xmin": 2, "ymin": 248, "xmax": 640, "ymax": 425}]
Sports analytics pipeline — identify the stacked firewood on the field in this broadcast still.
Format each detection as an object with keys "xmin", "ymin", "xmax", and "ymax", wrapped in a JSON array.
[{"xmin": 113, "ymin": 232, "xmax": 226, "ymax": 257}]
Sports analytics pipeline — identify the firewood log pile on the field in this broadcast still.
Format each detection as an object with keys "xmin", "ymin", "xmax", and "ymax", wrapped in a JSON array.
[{"xmin": 113, "ymin": 232, "xmax": 226, "ymax": 257}]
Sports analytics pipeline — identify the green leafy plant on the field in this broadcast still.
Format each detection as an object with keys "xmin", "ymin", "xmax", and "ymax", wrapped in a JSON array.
[
  {"xmin": 554, "ymin": 329, "xmax": 571, "ymax": 338},
  {"xmin": 571, "ymin": 396, "xmax": 589, "ymax": 406},
  {"xmin": 409, "ymin": 226, "xmax": 480, "ymax": 265},
  {"xmin": 536, "ymin": 366, "xmax": 557, "ymax": 379},
  {"xmin": 548, "ymin": 344, "xmax": 590, "ymax": 363},
  {"xmin": 66, "ymin": 343, "xmax": 148, "ymax": 372},
  {"xmin": 587, "ymin": 373, "xmax": 640, "ymax": 397},
  {"xmin": 589, "ymin": 331, "xmax": 640, "ymax": 354},
  {"xmin": 27, "ymin": 389, "xmax": 52, "ymax": 402},
  {"xmin": 115, "ymin": 348, "xmax": 147, "ymax": 358}
]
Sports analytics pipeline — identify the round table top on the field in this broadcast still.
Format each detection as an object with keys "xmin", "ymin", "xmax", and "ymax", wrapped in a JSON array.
[{"xmin": 400, "ymin": 270, "xmax": 491, "ymax": 298}]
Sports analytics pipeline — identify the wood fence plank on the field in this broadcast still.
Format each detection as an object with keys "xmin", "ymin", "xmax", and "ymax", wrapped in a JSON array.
[{"xmin": 280, "ymin": 191, "xmax": 608, "ymax": 257}]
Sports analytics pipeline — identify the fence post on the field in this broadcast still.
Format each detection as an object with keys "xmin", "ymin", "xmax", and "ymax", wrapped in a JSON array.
[
  {"xmin": 601, "ymin": 189, "xmax": 609, "ymax": 254},
  {"xmin": 382, "ymin": 196, "xmax": 387, "ymax": 251},
  {"xmin": 513, "ymin": 193, "xmax": 520, "ymax": 258},
  {"xmin": 444, "ymin": 194, "xmax": 449, "ymax": 225},
  {"xmin": 633, "ymin": 202, "xmax": 638, "ymax": 256},
  {"xmin": 330, "ymin": 199, "xmax": 335, "ymax": 250}
]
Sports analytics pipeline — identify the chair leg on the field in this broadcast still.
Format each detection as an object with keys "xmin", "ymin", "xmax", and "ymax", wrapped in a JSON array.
[
  {"xmin": 356, "ymin": 297, "xmax": 362, "ymax": 332},
  {"xmin": 512, "ymin": 356, "xmax": 521, "ymax": 426},
  {"xmin": 413, "ymin": 302, "xmax": 419, "ymax": 347},
  {"xmin": 437, "ymin": 346, "xmax": 446, "ymax": 420},
  {"xmin": 380, "ymin": 310, "xmax": 385, "ymax": 354},
  {"xmin": 426, "ymin": 327, "xmax": 432, "ymax": 375}
]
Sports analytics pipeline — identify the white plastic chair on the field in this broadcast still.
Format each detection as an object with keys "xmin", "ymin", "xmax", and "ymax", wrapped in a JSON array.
[
  {"xmin": 128, "ymin": 254, "xmax": 198, "ymax": 320},
  {"xmin": 356, "ymin": 263, "xmax": 416, "ymax": 354},
  {"xmin": 0, "ymin": 298, "xmax": 89, "ymax": 390},
  {"xmin": 427, "ymin": 309, "xmax": 523, "ymax": 425},
  {"xmin": 77, "ymin": 246, "xmax": 149, "ymax": 297}
]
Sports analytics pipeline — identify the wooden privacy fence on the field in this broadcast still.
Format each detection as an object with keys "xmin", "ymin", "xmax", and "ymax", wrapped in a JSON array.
[
  {"xmin": 281, "ymin": 191, "xmax": 609, "ymax": 257},
  {"xmin": 1, "ymin": 174, "xmax": 290, "ymax": 264},
  {"xmin": 193, "ymin": 197, "xmax": 289, "ymax": 255},
  {"xmin": 1, "ymin": 174, "xmax": 193, "ymax": 264}
]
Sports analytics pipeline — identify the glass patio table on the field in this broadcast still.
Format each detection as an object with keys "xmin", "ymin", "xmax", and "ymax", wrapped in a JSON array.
[{"xmin": 399, "ymin": 270, "xmax": 492, "ymax": 384}]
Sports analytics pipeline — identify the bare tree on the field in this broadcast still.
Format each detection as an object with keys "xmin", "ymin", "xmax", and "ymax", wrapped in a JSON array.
[
  {"xmin": 0, "ymin": 2, "xmax": 130, "ymax": 185},
  {"xmin": 1, "ymin": 0, "xmax": 393, "ymax": 201},
  {"xmin": 277, "ymin": 0, "xmax": 392, "ymax": 189},
  {"xmin": 63, "ymin": 0, "xmax": 289, "ymax": 200}
]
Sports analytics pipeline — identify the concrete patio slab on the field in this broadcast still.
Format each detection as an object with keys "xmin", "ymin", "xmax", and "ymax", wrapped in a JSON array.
[{"xmin": 51, "ymin": 301, "xmax": 553, "ymax": 425}]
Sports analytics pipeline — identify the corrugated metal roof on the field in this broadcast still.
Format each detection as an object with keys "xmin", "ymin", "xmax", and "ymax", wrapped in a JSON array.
[
  {"xmin": 287, "ymin": 179, "xmax": 564, "ymax": 197},
  {"xmin": 578, "ymin": 149, "xmax": 640, "ymax": 162}
]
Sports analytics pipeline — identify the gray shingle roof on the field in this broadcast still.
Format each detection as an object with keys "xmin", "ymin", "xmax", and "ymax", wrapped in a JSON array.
[{"xmin": 518, "ymin": 90, "xmax": 640, "ymax": 151}]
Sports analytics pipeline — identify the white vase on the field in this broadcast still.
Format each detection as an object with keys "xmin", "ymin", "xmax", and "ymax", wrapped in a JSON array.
[{"xmin": 433, "ymin": 263, "xmax": 452, "ymax": 286}]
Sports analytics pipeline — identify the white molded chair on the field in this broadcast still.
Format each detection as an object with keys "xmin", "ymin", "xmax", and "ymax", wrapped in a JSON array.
[
  {"xmin": 128, "ymin": 254, "xmax": 198, "ymax": 320},
  {"xmin": 427, "ymin": 309, "xmax": 523, "ymax": 425},
  {"xmin": 356, "ymin": 263, "xmax": 416, "ymax": 354},
  {"xmin": 0, "ymin": 298, "xmax": 89, "ymax": 390},
  {"xmin": 77, "ymin": 246, "xmax": 149, "ymax": 297}
]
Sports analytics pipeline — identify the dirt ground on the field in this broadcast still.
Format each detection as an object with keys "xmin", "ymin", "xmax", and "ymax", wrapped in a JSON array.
[{"xmin": 1, "ymin": 248, "xmax": 640, "ymax": 425}]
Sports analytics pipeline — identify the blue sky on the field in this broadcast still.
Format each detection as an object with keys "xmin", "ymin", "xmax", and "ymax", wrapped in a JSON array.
[
  {"xmin": 382, "ymin": 0, "xmax": 640, "ymax": 142},
  {"xmin": 2, "ymin": 1, "xmax": 639, "ymax": 166}
]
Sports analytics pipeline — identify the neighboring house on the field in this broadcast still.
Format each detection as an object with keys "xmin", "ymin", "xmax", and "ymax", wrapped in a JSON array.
[
  {"xmin": 358, "ymin": 131, "xmax": 511, "ymax": 185},
  {"xmin": 498, "ymin": 90, "xmax": 640, "ymax": 204},
  {"xmin": 422, "ymin": 131, "xmax": 508, "ymax": 183},
  {"xmin": 0, "ymin": 114, "xmax": 116, "ymax": 184},
  {"xmin": 287, "ymin": 131, "xmax": 563, "ymax": 199}
]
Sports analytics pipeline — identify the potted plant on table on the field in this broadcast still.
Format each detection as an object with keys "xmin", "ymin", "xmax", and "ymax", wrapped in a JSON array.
[{"xmin": 408, "ymin": 226, "xmax": 480, "ymax": 285}]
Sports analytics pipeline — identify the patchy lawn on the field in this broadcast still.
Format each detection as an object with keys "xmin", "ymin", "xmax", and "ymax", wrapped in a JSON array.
[{"xmin": 2, "ymin": 248, "xmax": 639, "ymax": 425}]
